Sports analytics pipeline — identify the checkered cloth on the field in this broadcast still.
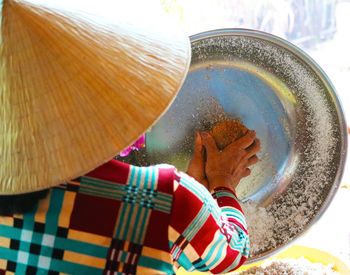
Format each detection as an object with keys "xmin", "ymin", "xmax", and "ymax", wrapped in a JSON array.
[{"xmin": 0, "ymin": 160, "xmax": 249, "ymax": 274}]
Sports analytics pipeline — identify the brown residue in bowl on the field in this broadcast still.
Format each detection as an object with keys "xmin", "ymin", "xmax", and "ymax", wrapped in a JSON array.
[{"xmin": 209, "ymin": 120, "xmax": 248, "ymax": 150}]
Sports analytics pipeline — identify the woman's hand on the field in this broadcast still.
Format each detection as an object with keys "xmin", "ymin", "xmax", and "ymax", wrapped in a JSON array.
[
  {"xmin": 187, "ymin": 132, "xmax": 209, "ymax": 189},
  {"xmin": 201, "ymin": 130, "xmax": 260, "ymax": 192}
]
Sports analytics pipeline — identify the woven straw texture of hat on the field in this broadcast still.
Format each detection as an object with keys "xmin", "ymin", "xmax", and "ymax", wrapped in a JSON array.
[{"xmin": 0, "ymin": 0, "xmax": 190, "ymax": 194}]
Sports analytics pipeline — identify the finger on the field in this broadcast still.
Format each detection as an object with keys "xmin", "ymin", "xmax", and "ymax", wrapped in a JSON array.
[
  {"xmin": 242, "ymin": 168, "xmax": 251, "ymax": 177},
  {"xmin": 193, "ymin": 132, "xmax": 203, "ymax": 158},
  {"xmin": 246, "ymin": 139, "xmax": 260, "ymax": 157},
  {"xmin": 228, "ymin": 130, "xmax": 256, "ymax": 151},
  {"xmin": 200, "ymin": 132, "xmax": 218, "ymax": 158},
  {"xmin": 247, "ymin": 155, "xmax": 259, "ymax": 166},
  {"xmin": 187, "ymin": 133, "xmax": 205, "ymax": 176}
]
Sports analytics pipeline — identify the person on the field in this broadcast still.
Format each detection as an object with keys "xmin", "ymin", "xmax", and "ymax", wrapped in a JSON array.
[
  {"xmin": 0, "ymin": 1, "xmax": 259, "ymax": 274},
  {"xmin": 0, "ymin": 130, "xmax": 259, "ymax": 274}
]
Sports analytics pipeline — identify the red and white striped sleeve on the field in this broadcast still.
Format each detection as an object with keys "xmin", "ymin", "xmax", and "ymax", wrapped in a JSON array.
[{"xmin": 169, "ymin": 171, "xmax": 249, "ymax": 274}]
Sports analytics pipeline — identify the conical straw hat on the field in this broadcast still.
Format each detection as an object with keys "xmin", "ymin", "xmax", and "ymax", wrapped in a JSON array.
[{"xmin": 0, "ymin": 0, "xmax": 191, "ymax": 194}]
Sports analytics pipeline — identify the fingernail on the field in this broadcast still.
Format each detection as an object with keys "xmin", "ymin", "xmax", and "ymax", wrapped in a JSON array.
[{"xmin": 201, "ymin": 132, "xmax": 209, "ymax": 138}]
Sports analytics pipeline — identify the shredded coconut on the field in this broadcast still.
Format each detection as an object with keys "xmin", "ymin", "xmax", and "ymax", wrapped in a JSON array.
[
  {"xmin": 234, "ymin": 257, "xmax": 339, "ymax": 275},
  {"xmin": 241, "ymin": 201, "xmax": 276, "ymax": 255}
]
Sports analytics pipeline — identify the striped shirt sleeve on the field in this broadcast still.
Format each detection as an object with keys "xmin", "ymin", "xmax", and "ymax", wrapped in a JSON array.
[{"xmin": 169, "ymin": 171, "xmax": 249, "ymax": 274}]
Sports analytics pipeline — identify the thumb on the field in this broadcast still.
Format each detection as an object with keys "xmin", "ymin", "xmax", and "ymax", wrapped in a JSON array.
[
  {"xmin": 193, "ymin": 132, "xmax": 203, "ymax": 158},
  {"xmin": 187, "ymin": 132, "xmax": 205, "ymax": 180},
  {"xmin": 200, "ymin": 132, "xmax": 218, "ymax": 157}
]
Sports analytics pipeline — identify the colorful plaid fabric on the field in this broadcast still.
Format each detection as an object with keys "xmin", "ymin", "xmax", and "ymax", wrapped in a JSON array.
[
  {"xmin": 0, "ymin": 160, "xmax": 249, "ymax": 274},
  {"xmin": 170, "ymin": 174, "xmax": 249, "ymax": 273}
]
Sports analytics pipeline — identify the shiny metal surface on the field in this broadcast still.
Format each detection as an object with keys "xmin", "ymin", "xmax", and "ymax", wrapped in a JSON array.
[{"xmin": 120, "ymin": 29, "xmax": 347, "ymax": 263}]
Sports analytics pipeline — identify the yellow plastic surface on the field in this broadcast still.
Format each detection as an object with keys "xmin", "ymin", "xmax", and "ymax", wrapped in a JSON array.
[{"xmin": 176, "ymin": 245, "xmax": 350, "ymax": 274}]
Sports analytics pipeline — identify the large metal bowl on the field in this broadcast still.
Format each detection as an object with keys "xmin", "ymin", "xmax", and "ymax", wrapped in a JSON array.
[{"xmin": 120, "ymin": 29, "xmax": 347, "ymax": 263}]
